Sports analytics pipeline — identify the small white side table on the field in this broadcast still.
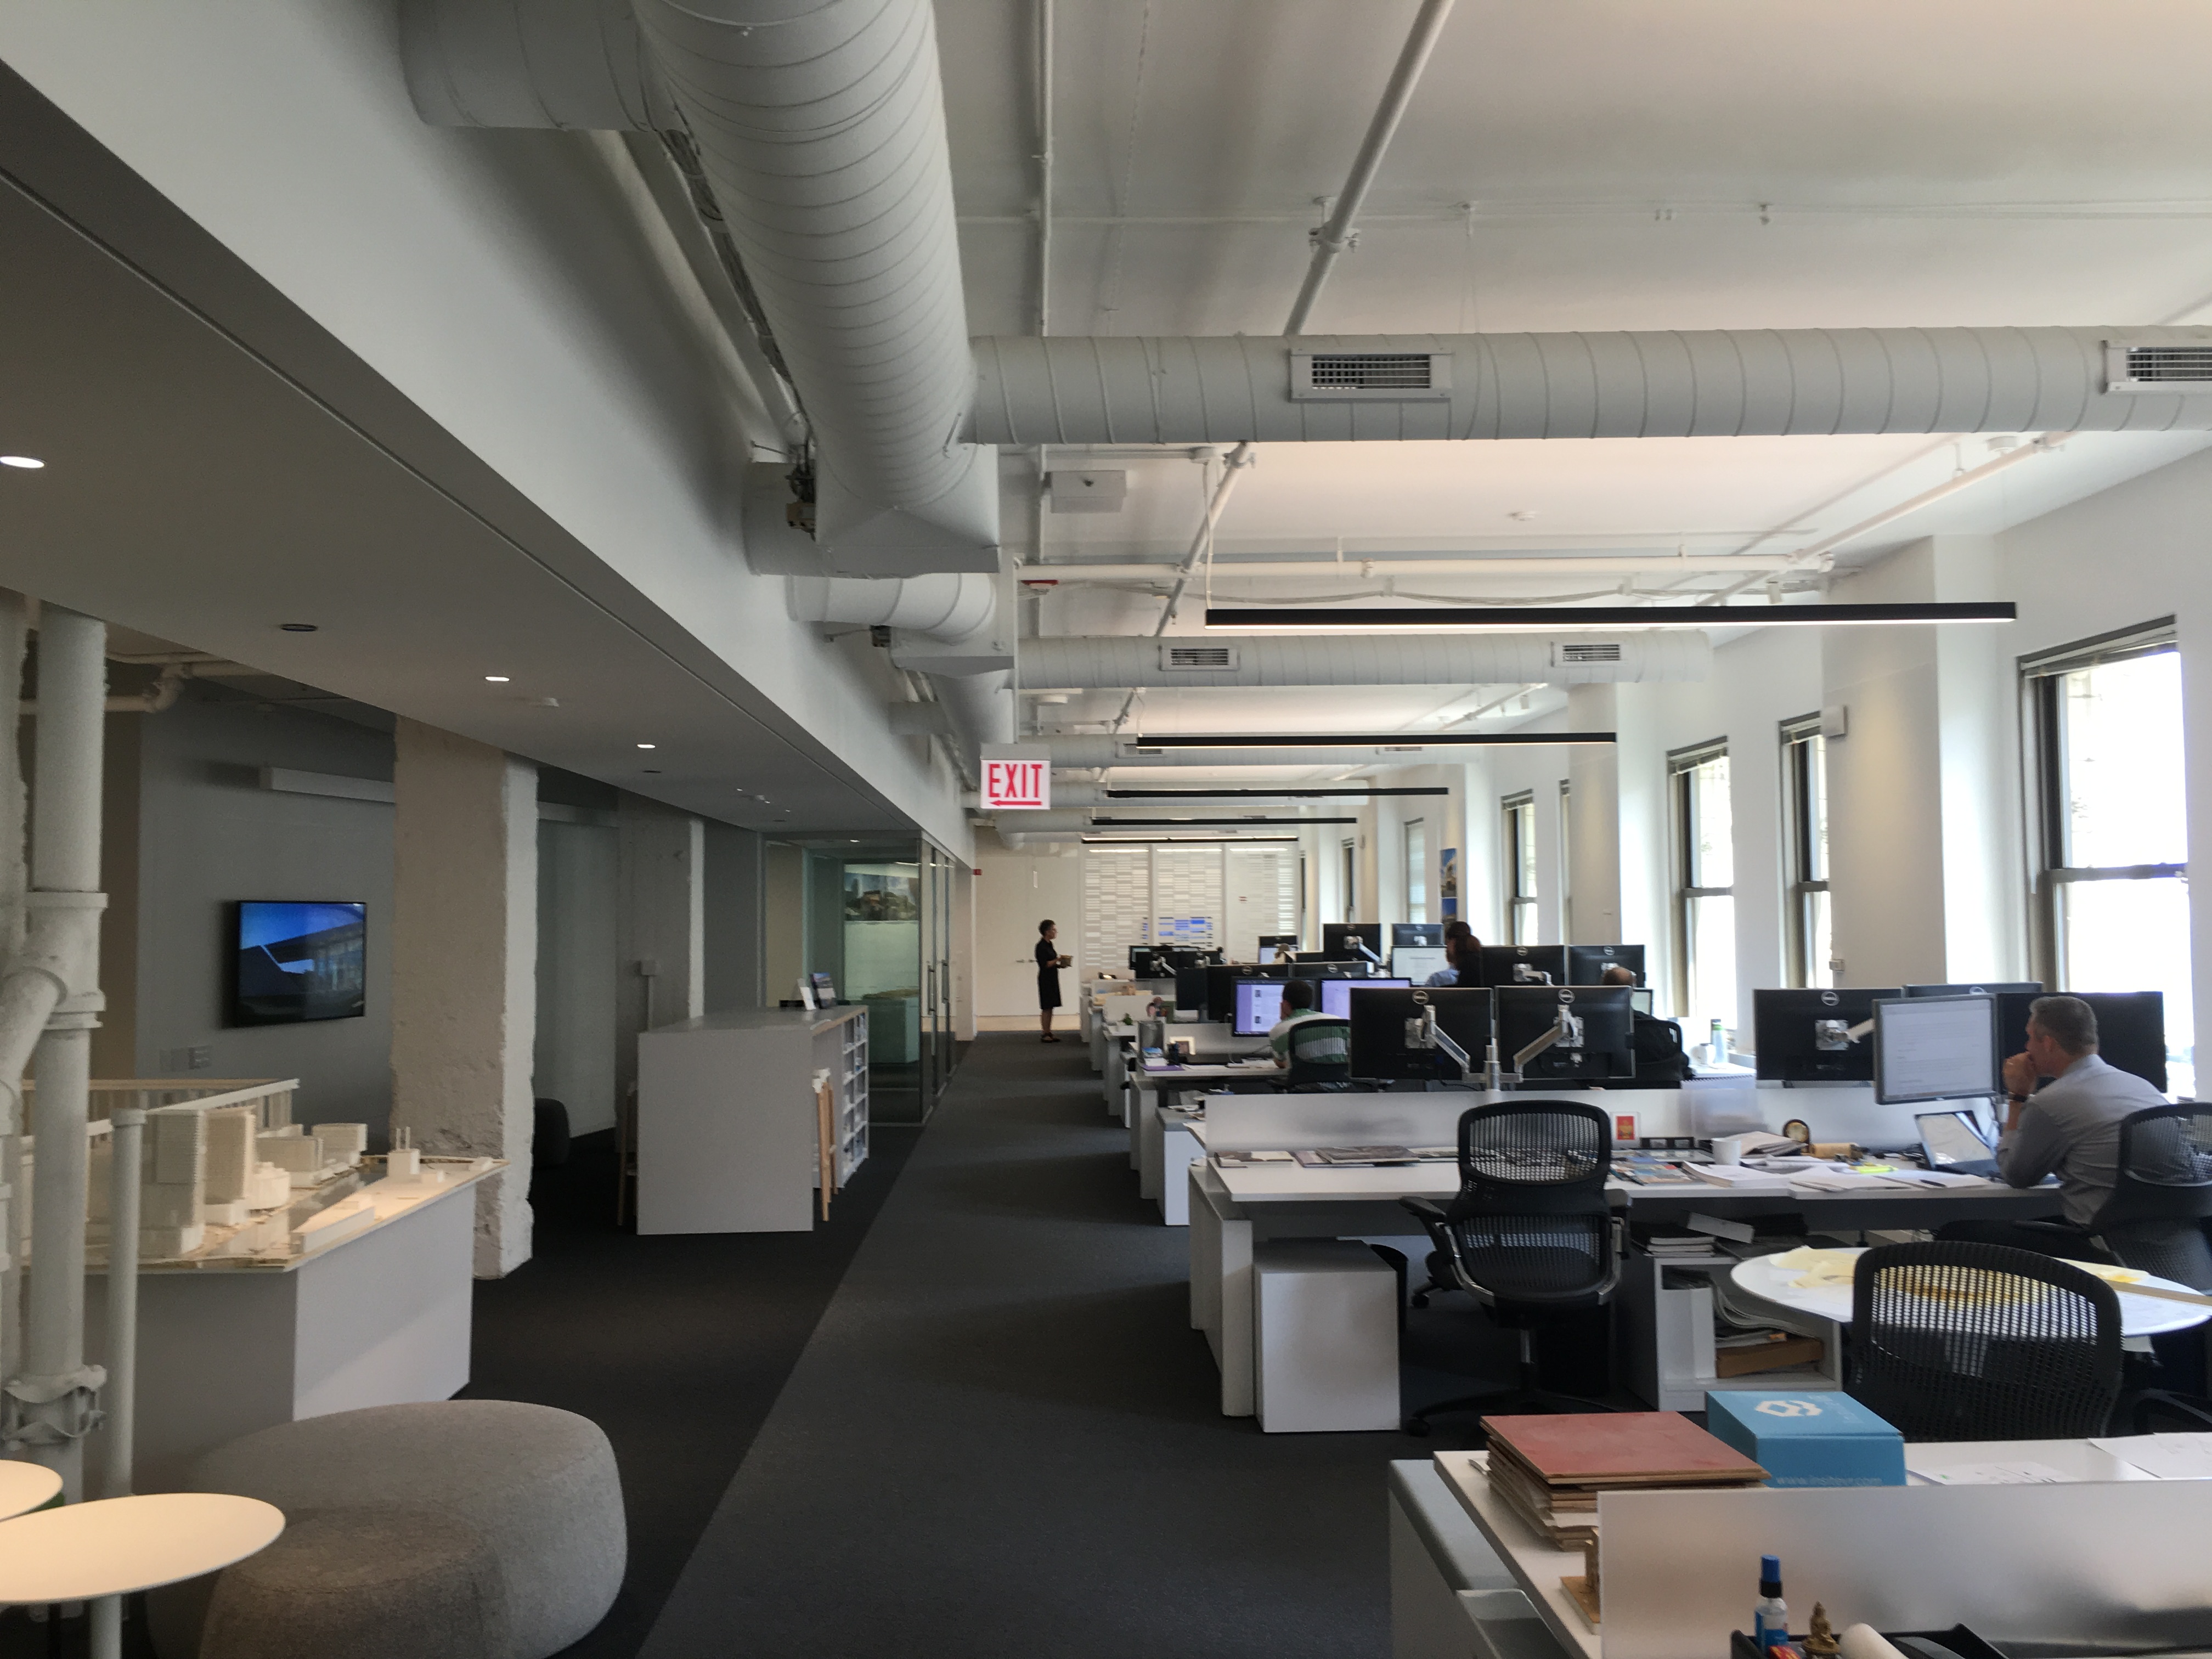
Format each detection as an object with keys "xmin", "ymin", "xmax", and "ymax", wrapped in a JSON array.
[
  {"xmin": 0, "ymin": 1460, "xmax": 61, "ymax": 1523},
  {"xmin": 0, "ymin": 1490, "xmax": 285, "ymax": 1658}
]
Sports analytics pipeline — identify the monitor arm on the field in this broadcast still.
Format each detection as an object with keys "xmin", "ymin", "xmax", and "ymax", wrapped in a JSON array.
[
  {"xmin": 1513, "ymin": 1009, "xmax": 1586, "ymax": 1073},
  {"xmin": 1354, "ymin": 938, "xmax": 1386, "ymax": 967},
  {"xmin": 1408, "ymin": 1005, "xmax": 1483, "ymax": 1086}
]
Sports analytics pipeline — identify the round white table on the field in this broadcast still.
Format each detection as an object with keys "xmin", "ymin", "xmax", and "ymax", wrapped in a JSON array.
[
  {"xmin": 1731, "ymin": 1249, "xmax": 2212, "ymax": 1338},
  {"xmin": 0, "ymin": 1492, "xmax": 284, "ymax": 1604},
  {"xmin": 0, "ymin": 1460, "xmax": 61, "ymax": 1523}
]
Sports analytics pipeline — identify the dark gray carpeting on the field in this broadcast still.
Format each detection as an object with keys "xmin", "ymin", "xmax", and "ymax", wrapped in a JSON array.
[{"xmin": 637, "ymin": 1034, "xmax": 1450, "ymax": 1659}]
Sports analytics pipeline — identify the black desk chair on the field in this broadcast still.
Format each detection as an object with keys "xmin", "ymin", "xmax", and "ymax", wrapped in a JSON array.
[
  {"xmin": 1400, "ymin": 1101, "xmax": 1621, "ymax": 1436},
  {"xmin": 1848, "ymin": 1241, "xmax": 2123, "ymax": 1441},
  {"xmin": 2094, "ymin": 1104, "xmax": 2212, "ymax": 1290},
  {"xmin": 1279, "ymin": 1014, "xmax": 1352, "ymax": 1092}
]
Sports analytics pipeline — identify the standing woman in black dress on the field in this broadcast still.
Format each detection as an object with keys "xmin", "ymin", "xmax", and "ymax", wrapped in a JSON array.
[{"xmin": 1036, "ymin": 919, "xmax": 1071, "ymax": 1042}]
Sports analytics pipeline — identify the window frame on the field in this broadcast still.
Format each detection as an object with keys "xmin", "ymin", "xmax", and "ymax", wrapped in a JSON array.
[
  {"xmin": 1404, "ymin": 817, "xmax": 1428, "ymax": 926},
  {"xmin": 1780, "ymin": 714, "xmax": 1831, "ymax": 989},
  {"xmin": 1557, "ymin": 777, "xmax": 1572, "ymax": 943},
  {"xmin": 2021, "ymin": 618, "xmax": 2185, "ymax": 992},
  {"xmin": 1668, "ymin": 739, "xmax": 1733, "ymax": 1027},
  {"xmin": 1503, "ymin": 791, "xmax": 1538, "ymax": 945}
]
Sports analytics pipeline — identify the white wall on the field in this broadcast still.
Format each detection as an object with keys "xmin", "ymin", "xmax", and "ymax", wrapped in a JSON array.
[
  {"xmin": 972, "ymin": 842, "xmax": 1081, "ymax": 1019},
  {"xmin": 535, "ymin": 817, "xmax": 618, "ymax": 1135}
]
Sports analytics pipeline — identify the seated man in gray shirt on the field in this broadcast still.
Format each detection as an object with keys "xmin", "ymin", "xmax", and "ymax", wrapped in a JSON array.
[{"xmin": 1938, "ymin": 994, "xmax": 2169, "ymax": 1260}]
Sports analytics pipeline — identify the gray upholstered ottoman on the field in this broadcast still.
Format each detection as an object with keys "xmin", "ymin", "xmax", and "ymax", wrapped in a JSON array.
[
  {"xmin": 199, "ymin": 1509, "xmax": 506, "ymax": 1659},
  {"xmin": 165, "ymin": 1401, "xmax": 623, "ymax": 1659}
]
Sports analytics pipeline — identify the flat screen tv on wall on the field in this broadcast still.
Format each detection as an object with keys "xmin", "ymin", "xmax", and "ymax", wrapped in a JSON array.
[{"xmin": 230, "ymin": 901, "xmax": 367, "ymax": 1026}]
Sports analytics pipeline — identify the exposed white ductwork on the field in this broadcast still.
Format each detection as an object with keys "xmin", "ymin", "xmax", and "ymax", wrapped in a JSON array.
[
  {"xmin": 1018, "ymin": 554, "xmax": 1811, "ymax": 583},
  {"xmin": 969, "ymin": 328, "xmax": 2212, "ymax": 446},
  {"xmin": 1020, "ymin": 631, "xmax": 1709, "ymax": 691},
  {"xmin": 933, "ymin": 671, "xmax": 1016, "ymax": 754},
  {"xmin": 966, "ymin": 783, "xmax": 1382, "ymax": 808},
  {"xmin": 402, "ymin": 0, "xmax": 1001, "ymax": 576},
  {"xmin": 1045, "ymin": 736, "xmax": 1577, "ymax": 769},
  {"xmin": 788, "ymin": 574, "xmax": 997, "ymax": 644}
]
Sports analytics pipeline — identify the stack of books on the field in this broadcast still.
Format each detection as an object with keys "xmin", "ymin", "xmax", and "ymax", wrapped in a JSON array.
[
  {"xmin": 1481, "ymin": 1412, "xmax": 1768, "ymax": 1552},
  {"xmin": 1633, "ymin": 1224, "xmax": 1725, "ymax": 1263}
]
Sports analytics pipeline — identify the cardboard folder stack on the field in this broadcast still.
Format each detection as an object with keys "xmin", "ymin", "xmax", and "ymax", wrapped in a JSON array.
[{"xmin": 1481, "ymin": 1412, "xmax": 1768, "ymax": 1551}]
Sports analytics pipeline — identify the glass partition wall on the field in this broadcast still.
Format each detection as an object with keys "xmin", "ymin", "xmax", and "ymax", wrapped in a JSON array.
[{"xmin": 799, "ymin": 839, "xmax": 962, "ymax": 1124}]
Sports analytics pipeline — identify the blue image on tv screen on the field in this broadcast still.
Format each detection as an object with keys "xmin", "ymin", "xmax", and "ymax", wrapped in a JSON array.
[{"xmin": 231, "ymin": 901, "xmax": 367, "ymax": 1026}]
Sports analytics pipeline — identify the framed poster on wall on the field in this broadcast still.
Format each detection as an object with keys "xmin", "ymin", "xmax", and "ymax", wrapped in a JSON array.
[{"xmin": 1439, "ymin": 848, "xmax": 1459, "ymax": 918}]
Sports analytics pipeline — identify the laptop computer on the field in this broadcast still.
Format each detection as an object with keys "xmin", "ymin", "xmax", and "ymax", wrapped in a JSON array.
[{"xmin": 1915, "ymin": 1108, "xmax": 2000, "ymax": 1178}]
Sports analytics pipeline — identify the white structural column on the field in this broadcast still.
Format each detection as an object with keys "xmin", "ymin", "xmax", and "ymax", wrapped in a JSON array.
[
  {"xmin": 391, "ymin": 720, "xmax": 538, "ymax": 1278},
  {"xmin": 1822, "ymin": 537, "xmax": 2023, "ymax": 986},
  {"xmin": 1566, "ymin": 683, "xmax": 1623, "ymax": 944},
  {"xmin": 616, "ymin": 793, "xmax": 704, "ymax": 1098}
]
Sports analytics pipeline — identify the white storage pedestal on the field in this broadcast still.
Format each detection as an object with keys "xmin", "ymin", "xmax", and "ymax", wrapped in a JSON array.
[{"xmin": 1254, "ymin": 1240, "xmax": 1400, "ymax": 1433}]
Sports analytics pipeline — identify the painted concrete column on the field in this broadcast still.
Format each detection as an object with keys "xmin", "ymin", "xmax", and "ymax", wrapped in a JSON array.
[
  {"xmin": 1566, "ymin": 683, "xmax": 1622, "ymax": 944},
  {"xmin": 391, "ymin": 720, "xmax": 537, "ymax": 1278},
  {"xmin": 615, "ymin": 793, "xmax": 704, "ymax": 1100}
]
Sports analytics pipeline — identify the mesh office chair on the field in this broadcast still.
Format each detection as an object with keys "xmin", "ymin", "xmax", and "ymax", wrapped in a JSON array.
[
  {"xmin": 1401, "ymin": 1101, "xmax": 1621, "ymax": 1436},
  {"xmin": 2092, "ymin": 1105, "xmax": 2212, "ymax": 1290},
  {"xmin": 1848, "ymin": 1241, "xmax": 2123, "ymax": 1441},
  {"xmin": 1280, "ymin": 1014, "xmax": 1352, "ymax": 1092}
]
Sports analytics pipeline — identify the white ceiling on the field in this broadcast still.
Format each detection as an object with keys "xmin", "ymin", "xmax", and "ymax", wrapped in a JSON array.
[{"xmin": 939, "ymin": 0, "xmax": 2212, "ymax": 766}]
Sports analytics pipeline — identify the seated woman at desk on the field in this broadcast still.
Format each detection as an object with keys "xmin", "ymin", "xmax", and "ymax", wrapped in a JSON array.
[
  {"xmin": 1268, "ymin": 979, "xmax": 1351, "ymax": 1090},
  {"xmin": 1425, "ymin": 925, "xmax": 1482, "ymax": 988}
]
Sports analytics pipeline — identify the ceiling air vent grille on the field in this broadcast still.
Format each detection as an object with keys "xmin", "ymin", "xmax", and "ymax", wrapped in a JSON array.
[
  {"xmin": 1554, "ymin": 642, "xmax": 1624, "ymax": 665},
  {"xmin": 2106, "ymin": 342, "xmax": 2212, "ymax": 392},
  {"xmin": 1160, "ymin": 644, "xmax": 1238, "ymax": 670},
  {"xmin": 1290, "ymin": 351, "xmax": 1452, "ymax": 402}
]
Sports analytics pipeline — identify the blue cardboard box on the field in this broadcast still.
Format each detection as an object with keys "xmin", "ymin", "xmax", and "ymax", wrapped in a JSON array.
[{"xmin": 1704, "ymin": 1391, "xmax": 1906, "ymax": 1487}]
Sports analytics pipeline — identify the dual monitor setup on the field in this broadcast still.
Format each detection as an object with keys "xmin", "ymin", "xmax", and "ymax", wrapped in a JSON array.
[{"xmin": 1756, "ymin": 983, "xmax": 2171, "ymax": 1176}]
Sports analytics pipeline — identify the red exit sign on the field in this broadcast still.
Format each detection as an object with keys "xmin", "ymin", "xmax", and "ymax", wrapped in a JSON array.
[{"xmin": 981, "ymin": 746, "xmax": 1052, "ymax": 811}]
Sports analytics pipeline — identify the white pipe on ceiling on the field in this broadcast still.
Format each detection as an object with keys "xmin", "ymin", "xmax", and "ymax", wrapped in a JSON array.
[
  {"xmin": 1018, "ymin": 555, "xmax": 1810, "ymax": 582},
  {"xmin": 788, "ymin": 574, "xmax": 998, "ymax": 643},
  {"xmin": 1022, "ymin": 631, "xmax": 1709, "ymax": 690},
  {"xmin": 402, "ymin": 0, "xmax": 1000, "ymax": 575},
  {"xmin": 1046, "ymin": 736, "xmax": 1573, "ymax": 768},
  {"xmin": 933, "ymin": 670, "xmax": 1017, "ymax": 758},
  {"xmin": 968, "ymin": 783, "xmax": 1383, "ymax": 808},
  {"xmin": 968, "ymin": 328, "xmax": 2212, "ymax": 447}
]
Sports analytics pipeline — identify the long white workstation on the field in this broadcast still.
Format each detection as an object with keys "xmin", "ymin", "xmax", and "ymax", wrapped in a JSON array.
[
  {"xmin": 1187, "ymin": 1085, "xmax": 2075, "ymax": 1417},
  {"xmin": 1393, "ymin": 1435, "xmax": 2212, "ymax": 1659}
]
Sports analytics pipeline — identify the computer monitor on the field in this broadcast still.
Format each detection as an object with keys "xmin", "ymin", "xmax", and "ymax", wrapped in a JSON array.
[
  {"xmin": 1993, "ymin": 990, "xmax": 2169, "ymax": 1094},
  {"xmin": 1128, "ymin": 946, "xmax": 1163, "ymax": 978},
  {"xmin": 1916, "ymin": 1109, "xmax": 2000, "ymax": 1178},
  {"xmin": 1321, "ymin": 977, "xmax": 1409, "ymax": 1018},
  {"xmin": 1345, "ymin": 988, "xmax": 1494, "ymax": 1084},
  {"xmin": 1321, "ymin": 923, "xmax": 1384, "ymax": 963},
  {"xmin": 1480, "ymin": 945, "xmax": 1567, "ymax": 989},
  {"xmin": 1495, "ymin": 985, "xmax": 1636, "ymax": 1084},
  {"xmin": 1257, "ymin": 934, "xmax": 1301, "ymax": 963},
  {"xmin": 1173, "ymin": 966, "xmax": 1209, "ymax": 1014},
  {"xmin": 1629, "ymin": 988, "xmax": 1655, "ymax": 1017},
  {"xmin": 1231, "ymin": 979, "xmax": 1286, "ymax": 1037},
  {"xmin": 1903, "ymin": 981, "xmax": 2042, "ymax": 998},
  {"xmin": 1392, "ymin": 923, "xmax": 1444, "ymax": 950},
  {"xmin": 1566, "ymin": 944, "xmax": 1645, "ymax": 985},
  {"xmin": 1393, "ymin": 945, "xmax": 1450, "ymax": 983},
  {"xmin": 1752, "ymin": 988, "xmax": 1902, "ymax": 1083},
  {"xmin": 1200, "ymin": 963, "xmax": 1290, "ymax": 1021},
  {"xmin": 1872, "ymin": 994, "xmax": 1999, "ymax": 1105}
]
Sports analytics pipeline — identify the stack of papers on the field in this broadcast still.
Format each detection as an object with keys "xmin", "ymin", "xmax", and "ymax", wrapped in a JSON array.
[
  {"xmin": 2089, "ymin": 1434, "xmax": 2212, "ymax": 1479},
  {"xmin": 1906, "ymin": 1458, "xmax": 2079, "ymax": 1486},
  {"xmin": 1686, "ymin": 1165, "xmax": 1792, "ymax": 1190}
]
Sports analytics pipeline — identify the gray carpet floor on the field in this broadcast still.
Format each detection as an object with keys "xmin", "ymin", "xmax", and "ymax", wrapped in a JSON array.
[{"xmin": 637, "ymin": 1033, "xmax": 1448, "ymax": 1658}]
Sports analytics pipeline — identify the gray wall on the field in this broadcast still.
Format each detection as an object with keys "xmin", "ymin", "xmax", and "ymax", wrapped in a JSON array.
[
  {"xmin": 114, "ymin": 689, "xmax": 397, "ymax": 1136},
  {"xmin": 535, "ymin": 816, "xmax": 618, "ymax": 1134},
  {"xmin": 703, "ymin": 821, "xmax": 764, "ymax": 1012}
]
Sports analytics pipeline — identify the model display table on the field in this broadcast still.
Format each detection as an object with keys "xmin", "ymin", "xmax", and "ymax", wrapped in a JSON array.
[
  {"xmin": 84, "ymin": 1162, "xmax": 503, "ymax": 1491},
  {"xmin": 0, "ymin": 1460, "xmax": 61, "ymax": 1522},
  {"xmin": 0, "ymin": 1492, "xmax": 283, "ymax": 1602}
]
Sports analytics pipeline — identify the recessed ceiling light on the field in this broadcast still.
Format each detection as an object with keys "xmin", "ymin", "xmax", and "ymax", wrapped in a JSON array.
[
  {"xmin": 0, "ymin": 456, "xmax": 44, "ymax": 470},
  {"xmin": 484, "ymin": 675, "xmax": 510, "ymax": 683},
  {"xmin": 642, "ymin": 769, "xmax": 662, "ymax": 774},
  {"xmin": 636, "ymin": 742, "xmax": 657, "ymax": 750},
  {"xmin": 279, "ymin": 623, "xmax": 318, "ymax": 633}
]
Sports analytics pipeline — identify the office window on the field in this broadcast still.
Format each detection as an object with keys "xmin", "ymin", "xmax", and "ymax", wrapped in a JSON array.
[
  {"xmin": 1340, "ymin": 839, "xmax": 1357, "ymax": 924},
  {"xmin": 1404, "ymin": 819, "xmax": 1428, "ymax": 925},
  {"xmin": 1782, "ymin": 715, "xmax": 1831, "ymax": 989},
  {"xmin": 1503, "ymin": 792, "xmax": 1537, "ymax": 945},
  {"xmin": 2027, "ymin": 622, "xmax": 2191, "ymax": 1094},
  {"xmin": 1557, "ymin": 778, "xmax": 1572, "ymax": 942},
  {"xmin": 1671, "ymin": 742, "xmax": 1735, "ymax": 1036}
]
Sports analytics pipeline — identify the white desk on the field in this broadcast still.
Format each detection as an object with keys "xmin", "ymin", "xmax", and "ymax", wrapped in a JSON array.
[{"xmin": 1731, "ymin": 1248, "xmax": 2212, "ymax": 1339}]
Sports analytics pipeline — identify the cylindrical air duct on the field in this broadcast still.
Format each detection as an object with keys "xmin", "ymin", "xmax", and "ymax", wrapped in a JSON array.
[
  {"xmin": 1045, "ymin": 736, "xmax": 1593, "ymax": 769},
  {"xmin": 788, "ymin": 574, "xmax": 997, "ymax": 642},
  {"xmin": 969, "ymin": 328, "xmax": 2212, "ymax": 445},
  {"xmin": 1020, "ymin": 631, "xmax": 1708, "ymax": 690}
]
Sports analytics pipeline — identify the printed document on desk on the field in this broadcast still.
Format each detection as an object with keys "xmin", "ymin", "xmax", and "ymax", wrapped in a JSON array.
[{"xmin": 2091, "ymin": 1434, "xmax": 2212, "ymax": 1479}]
